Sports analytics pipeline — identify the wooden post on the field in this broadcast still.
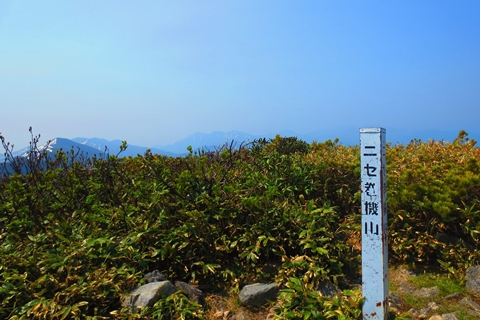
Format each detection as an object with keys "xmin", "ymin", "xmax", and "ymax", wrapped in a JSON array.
[{"xmin": 360, "ymin": 128, "xmax": 388, "ymax": 319}]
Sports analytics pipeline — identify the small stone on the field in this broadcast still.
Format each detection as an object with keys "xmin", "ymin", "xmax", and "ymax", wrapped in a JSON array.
[
  {"xmin": 428, "ymin": 301, "xmax": 439, "ymax": 311},
  {"xmin": 397, "ymin": 281, "xmax": 416, "ymax": 294},
  {"xmin": 444, "ymin": 292, "xmax": 461, "ymax": 300},
  {"xmin": 414, "ymin": 301, "xmax": 439, "ymax": 319},
  {"xmin": 460, "ymin": 297, "xmax": 480, "ymax": 312},
  {"xmin": 398, "ymin": 268, "xmax": 416, "ymax": 279},
  {"xmin": 144, "ymin": 270, "xmax": 167, "ymax": 283},
  {"xmin": 389, "ymin": 291, "xmax": 403, "ymax": 309},
  {"xmin": 428, "ymin": 315, "xmax": 443, "ymax": 320},
  {"xmin": 441, "ymin": 312, "xmax": 459, "ymax": 320},
  {"xmin": 413, "ymin": 286, "xmax": 440, "ymax": 299}
]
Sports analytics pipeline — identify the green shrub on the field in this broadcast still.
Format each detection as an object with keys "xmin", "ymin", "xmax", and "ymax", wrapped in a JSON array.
[
  {"xmin": 273, "ymin": 277, "xmax": 363, "ymax": 319},
  {"xmin": 2, "ymin": 130, "xmax": 480, "ymax": 317}
]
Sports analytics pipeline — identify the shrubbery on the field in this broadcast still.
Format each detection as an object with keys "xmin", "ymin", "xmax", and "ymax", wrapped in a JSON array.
[{"xmin": 0, "ymin": 131, "xmax": 479, "ymax": 318}]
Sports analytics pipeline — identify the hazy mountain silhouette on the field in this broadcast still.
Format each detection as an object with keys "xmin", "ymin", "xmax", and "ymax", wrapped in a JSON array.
[
  {"xmin": 153, "ymin": 130, "xmax": 264, "ymax": 155},
  {"xmin": 0, "ymin": 138, "xmax": 108, "ymax": 175},
  {"xmin": 152, "ymin": 128, "xmax": 475, "ymax": 154},
  {"xmin": 72, "ymin": 137, "xmax": 177, "ymax": 157}
]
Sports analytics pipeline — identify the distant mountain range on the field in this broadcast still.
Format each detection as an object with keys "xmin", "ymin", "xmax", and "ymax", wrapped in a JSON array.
[
  {"xmin": 0, "ymin": 138, "xmax": 109, "ymax": 175},
  {"xmin": 1, "ymin": 128, "xmax": 477, "ymax": 165},
  {"xmin": 71, "ymin": 137, "xmax": 178, "ymax": 157},
  {"xmin": 152, "ymin": 128, "xmax": 477, "ymax": 154},
  {"xmin": 0, "ymin": 138, "xmax": 107, "ymax": 161},
  {"xmin": 153, "ymin": 130, "xmax": 270, "ymax": 154}
]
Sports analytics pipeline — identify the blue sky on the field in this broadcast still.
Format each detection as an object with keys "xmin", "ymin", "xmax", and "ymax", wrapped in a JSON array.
[{"xmin": 1, "ymin": 1, "xmax": 479, "ymax": 148}]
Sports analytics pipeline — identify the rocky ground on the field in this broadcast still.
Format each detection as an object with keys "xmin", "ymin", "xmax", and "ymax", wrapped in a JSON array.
[
  {"xmin": 123, "ymin": 266, "xmax": 480, "ymax": 319},
  {"xmin": 198, "ymin": 266, "xmax": 480, "ymax": 320},
  {"xmin": 387, "ymin": 266, "xmax": 480, "ymax": 319}
]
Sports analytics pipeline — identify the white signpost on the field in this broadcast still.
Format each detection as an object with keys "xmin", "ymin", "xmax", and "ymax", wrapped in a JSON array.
[{"xmin": 360, "ymin": 128, "xmax": 388, "ymax": 319}]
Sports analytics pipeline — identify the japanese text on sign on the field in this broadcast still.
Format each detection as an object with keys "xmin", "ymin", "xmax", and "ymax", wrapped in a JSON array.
[{"xmin": 362, "ymin": 144, "xmax": 381, "ymax": 235}]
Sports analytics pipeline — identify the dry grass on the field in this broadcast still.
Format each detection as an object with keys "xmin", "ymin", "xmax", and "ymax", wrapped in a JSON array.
[{"xmin": 203, "ymin": 292, "xmax": 274, "ymax": 319}]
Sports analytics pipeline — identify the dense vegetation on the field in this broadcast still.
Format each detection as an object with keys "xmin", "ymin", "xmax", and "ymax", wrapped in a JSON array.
[{"xmin": 1, "ymin": 131, "xmax": 479, "ymax": 319}]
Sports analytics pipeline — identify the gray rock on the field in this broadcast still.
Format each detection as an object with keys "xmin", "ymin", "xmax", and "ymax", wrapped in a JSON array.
[
  {"xmin": 412, "ymin": 286, "xmax": 440, "ymax": 299},
  {"xmin": 122, "ymin": 281, "xmax": 176, "ymax": 309},
  {"xmin": 388, "ymin": 291, "xmax": 403, "ymax": 310},
  {"xmin": 174, "ymin": 281, "xmax": 205, "ymax": 305},
  {"xmin": 460, "ymin": 297, "xmax": 480, "ymax": 312},
  {"xmin": 397, "ymin": 281, "xmax": 416, "ymax": 294},
  {"xmin": 411, "ymin": 302, "xmax": 439, "ymax": 319},
  {"xmin": 441, "ymin": 312, "xmax": 459, "ymax": 320},
  {"xmin": 317, "ymin": 280, "xmax": 341, "ymax": 298},
  {"xmin": 144, "ymin": 270, "xmax": 167, "ymax": 283},
  {"xmin": 239, "ymin": 283, "xmax": 279, "ymax": 306},
  {"xmin": 397, "ymin": 268, "xmax": 416, "ymax": 279},
  {"xmin": 444, "ymin": 292, "xmax": 461, "ymax": 300},
  {"xmin": 466, "ymin": 266, "xmax": 480, "ymax": 294}
]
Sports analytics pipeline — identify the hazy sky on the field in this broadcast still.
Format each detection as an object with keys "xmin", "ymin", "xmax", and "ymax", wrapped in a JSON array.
[{"xmin": 1, "ymin": 1, "xmax": 479, "ymax": 148}]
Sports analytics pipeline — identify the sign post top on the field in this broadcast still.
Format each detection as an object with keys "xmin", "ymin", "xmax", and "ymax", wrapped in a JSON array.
[{"xmin": 360, "ymin": 128, "xmax": 386, "ymax": 133}]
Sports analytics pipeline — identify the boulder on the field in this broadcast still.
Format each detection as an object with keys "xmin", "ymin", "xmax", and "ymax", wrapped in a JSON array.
[
  {"xmin": 122, "ymin": 281, "xmax": 175, "ymax": 310},
  {"xmin": 239, "ymin": 283, "xmax": 279, "ymax": 306}
]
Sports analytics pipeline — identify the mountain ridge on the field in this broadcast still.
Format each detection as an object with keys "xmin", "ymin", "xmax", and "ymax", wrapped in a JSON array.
[
  {"xmin": 0, "ymin": 138, "xmax": 108, "ymax": 161},
  {"xmin": 72, "ymin": 137, "xmax": 177, "ymax": 157},
  {"xmin": 2, "ymin": 128, "xmax": 477, "ymax": 162},
  {"xmin": 152, "ymin": 130, "xmax": 263, "ymax": 154},
  {"xmin": 152, "ymin": 128, "xmax": 477, "ymax": 155}
]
